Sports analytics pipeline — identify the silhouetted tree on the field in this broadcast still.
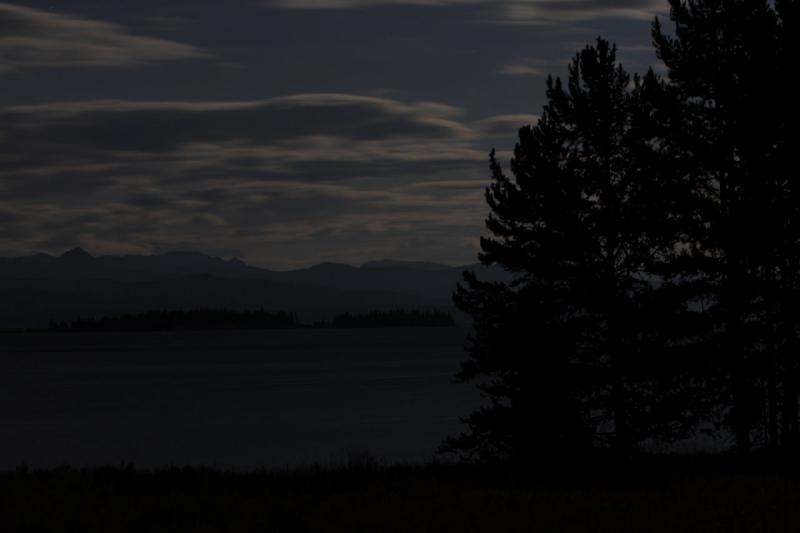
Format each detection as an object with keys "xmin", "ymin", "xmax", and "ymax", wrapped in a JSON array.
[
  {"xmin": 775, "ymin": 0, "xmax": 800, "ymax": 451},
  {"xmin": 653, "ymin": 0, "xmax": 783, "ymax": 453},
  {"xmin": 443, "ymin": 40, "xmax": 696, "ymax": 461}
]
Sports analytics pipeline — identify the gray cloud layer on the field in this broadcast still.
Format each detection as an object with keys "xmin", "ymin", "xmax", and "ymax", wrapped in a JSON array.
[
  {"xmin": 0, "ymin": 94, "xmax": 522, "ymax": 267},
  {"xmin": 262, "ymin": 0, "xmax": 665, "ymax": 22},
  {"xmin": 0, "ymin": 3, "xmax": 209, "ymax": 71},
  {"xmin": 0, "ymin": 0, "xmax": 662, "ymax": 266}
]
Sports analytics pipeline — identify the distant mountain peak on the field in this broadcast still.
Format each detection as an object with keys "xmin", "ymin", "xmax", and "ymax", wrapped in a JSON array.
[
  {"xmin": 60, "ymin": 247, "xmax": 93, "ymax": 260},
  {"xmin": 309, "ymin": 262, "xmax": 355, "ymax": 270},
  {"xmin": 162, "ymin": 251, "xmax": 212, "ymax": 259},
  {"xmin": 361, "ymin": 259, "xmax": 452, "ymax": 271}
]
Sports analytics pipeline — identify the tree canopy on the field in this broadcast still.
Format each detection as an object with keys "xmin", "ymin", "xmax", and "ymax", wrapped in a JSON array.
[{"xmin": 445, "ymin": 0, "xmax": 800, "ymax": 462}]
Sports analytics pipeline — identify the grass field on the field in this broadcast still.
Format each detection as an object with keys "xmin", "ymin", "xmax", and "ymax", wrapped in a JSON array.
[{"xmin": 3, "ymin": 458, "xmax": 800, "ymax": 532}]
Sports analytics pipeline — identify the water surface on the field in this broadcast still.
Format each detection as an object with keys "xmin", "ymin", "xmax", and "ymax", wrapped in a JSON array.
[{"xmin": 0, "ymin": 328, "xmax": 477, "ymax": 469}]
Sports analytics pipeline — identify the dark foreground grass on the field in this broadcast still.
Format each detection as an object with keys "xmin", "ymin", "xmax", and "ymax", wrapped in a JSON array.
[{"xmin": 2, "ymin": 458, "xmax": 800, "ymax": 532}]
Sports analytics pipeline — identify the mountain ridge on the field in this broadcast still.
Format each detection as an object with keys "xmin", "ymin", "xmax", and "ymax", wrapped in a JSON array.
[{"xmin": 0, "ymin": 249, "xmax": 512, "ymax": 330}]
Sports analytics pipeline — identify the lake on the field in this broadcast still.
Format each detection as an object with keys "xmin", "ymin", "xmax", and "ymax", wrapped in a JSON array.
[{"xmin": 0, "ymin": 328, "xmax": 479, "ymax": 469}]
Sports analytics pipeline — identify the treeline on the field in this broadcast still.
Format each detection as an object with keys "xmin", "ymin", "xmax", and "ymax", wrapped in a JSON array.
[
  {"xmin": 48, "ymin": 308, "xmax": 455, "ymax": 332},
  {"xmin": 323, "ymin": 309, "xmax": 454, "ymax": 328},
  {"xmin": 445, "ymin": 0, "xmax": 800, "ymax": 461},
  {"xmin": 48, "ymin": 309, "xmax": 300, "ymax": 332}
]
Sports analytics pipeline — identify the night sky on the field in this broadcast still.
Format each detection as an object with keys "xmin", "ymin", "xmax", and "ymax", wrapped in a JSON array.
[{"xmin": 0, "ymin": 0, "xmax": 665, "ymax": 269}]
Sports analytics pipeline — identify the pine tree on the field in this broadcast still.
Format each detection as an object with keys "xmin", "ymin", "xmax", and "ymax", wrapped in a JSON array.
[
  {"xmin": 653, "ymin": 0, "xmax": 782, "ymax": 453},
  {"xmin": 774, "ymin": 0, "xmax": 800, "ymax": 450},
  {"xmin": 443, "ymin": 39, "xmax": 693, "ymax": 461}
]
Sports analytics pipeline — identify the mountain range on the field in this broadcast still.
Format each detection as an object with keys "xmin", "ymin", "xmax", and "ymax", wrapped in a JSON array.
[{"xmin": 0, "ymin": 248, "xmax": 513, "ymax": 330}]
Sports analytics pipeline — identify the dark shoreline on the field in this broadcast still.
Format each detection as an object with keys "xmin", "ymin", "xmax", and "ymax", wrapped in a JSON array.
[
  {"xmin": 0, "ymin": 324, "xmax": 461, "ymax": 334},
  {"xmin": 33, "ymin": 308, "xmax": 457, "ymax": 333}
]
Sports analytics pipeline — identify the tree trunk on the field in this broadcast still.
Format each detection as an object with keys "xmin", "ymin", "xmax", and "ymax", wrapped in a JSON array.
[
  {"xmin": 612, "ymin": 380, "xmax": 631, "ymax": 454},
  {"xmin": 781, "ymin": 367, "xmax": 797, "ymax": 450},
  {"xmin": 768, "ymin": 353, "xmax": 779, "ymax": 451},
  {"xmin": 733, "ymin": 380, "xmax": 752, "ymax": 455},
  {"xmin": 767, "ymin": 315, "xmax": 779, "ymax": 451},
  {"xmin": 727, "ymin": 297, "xmax": 751, "ymax": 455}
]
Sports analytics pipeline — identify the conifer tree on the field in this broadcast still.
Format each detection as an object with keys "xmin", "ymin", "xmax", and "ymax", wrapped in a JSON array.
[
  {"xmin": 443, "ymin": 39, "xmax": 693, "ymax": 460},
  {"xmin": 653, "ymin": 0, "xmax": 782, "ymax": 453},
  {"xmin": 774, "ymin": 0, "xmax": 800, "ymax": 450}
]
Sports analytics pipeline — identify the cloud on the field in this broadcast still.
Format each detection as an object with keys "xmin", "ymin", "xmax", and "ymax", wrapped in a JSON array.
[
  {"xmin": 262, "ymin": 0, "xmax": 666, "ymax": 22},
  {"xmin": 0, "ymin": 94, "xmax": 516, "ymax": 267},
  {"xmin": 0, "ymin": 3, "xmax": 209, "ymax": 71},
  {"xmin": 497, "ymin": 57, "xmax": 550, "ymax": 76},
  {"xmin": 498, "ymin": 64, "xmax": 547, "ymax": 76},
  {"xmin": 476, "ymin": 114, "xmax": 540, "ymax": 137},
  {"xmin": 0, "ymin": 94, "xmax": 483, "ymax": 191},
  {"xmin": 498, "ymin": 0, "xmax": 665, "ymax": 23},
  {"xmin": 0, "ymin": 177, "xmax": 489, "ymax": 269},
  {"xmin": 4, "ymin": 94, "xmax": 472, "ymax": 151},
  {"xmin": 264, "ymin": 0, "xmax": 476, "ymax": 7}
]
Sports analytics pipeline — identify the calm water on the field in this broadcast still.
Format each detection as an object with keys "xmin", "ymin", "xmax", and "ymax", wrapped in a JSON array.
[{"xmin": 0, "ymin": 328, "xmax": 478, "ymax": 469}]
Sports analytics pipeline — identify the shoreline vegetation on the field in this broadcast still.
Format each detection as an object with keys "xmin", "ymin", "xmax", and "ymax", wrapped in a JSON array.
[
  {"xmin": 3, "ymin": 457, "xmax": 800, "ymax": 532},
  {"xmin": 42, "ymin": 308, "xmax": 456, "ymax": 333}
]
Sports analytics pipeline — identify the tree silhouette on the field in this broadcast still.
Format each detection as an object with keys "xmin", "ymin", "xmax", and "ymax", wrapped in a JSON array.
[
  {"xmin": 775, "ymin": 0, "xmax": 800, "ymax": 450},
  {"xmin": 653, "ymin": 0, "xmax": 784, "ymax": 453},
  {"xmin": 446, "ymin": 0, "xmax": 800, "ymax": 461},
  {"xmin": 443, "ymin": 40, "xmax": 697, "ymax": 461}
]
